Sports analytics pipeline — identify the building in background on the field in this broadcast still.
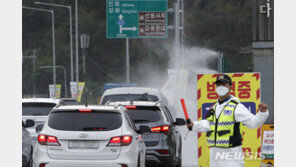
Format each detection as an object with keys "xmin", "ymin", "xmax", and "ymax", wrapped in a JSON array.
[{"xmin": 252, "ymin": 0, "xmax": 274, "ymax": 124}]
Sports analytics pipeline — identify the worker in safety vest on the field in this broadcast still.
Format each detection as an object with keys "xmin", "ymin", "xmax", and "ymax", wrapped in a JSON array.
[{"xmin": 187, "ymin": 74, "xmax": 269, "ymax": 167}]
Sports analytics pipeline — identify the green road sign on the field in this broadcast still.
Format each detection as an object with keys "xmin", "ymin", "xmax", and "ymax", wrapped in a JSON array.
[{"xmin": 106, "ymin": 0, "xmax": 168, "ymax": 38}]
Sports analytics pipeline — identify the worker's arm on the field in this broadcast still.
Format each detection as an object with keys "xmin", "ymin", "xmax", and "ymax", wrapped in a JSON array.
[
  {"xmin": 234, "ymin": 103, "xmax": 269, "ymax": 129},
  {"xmin": 187, "ymin": 120, "xmax": 210, "ymax": 132}
]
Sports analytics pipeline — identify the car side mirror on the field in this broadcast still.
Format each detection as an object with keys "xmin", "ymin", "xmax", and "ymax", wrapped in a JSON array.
[
  {"xmin": 35, "ymin": 124, "xmax": 44, "ymax": 133},
  {"xmin": 174, "ymin": 118, "xmax": 186, "ymax": 126},
  {"xmin": 25, "ymin": 119, "xmax": 35, "ymax": 128},
  {"xmin": 138, "ymin": 125, "xmax": 151, "ymax": 135}
]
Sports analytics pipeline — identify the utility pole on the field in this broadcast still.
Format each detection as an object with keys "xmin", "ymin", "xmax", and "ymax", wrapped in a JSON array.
[
  {"xmin": 22, "ymin": 49, "xmax": 37, "ymax": 96},
  {"xmin": 52, "ymin": 10, "xmax": 56, "ymax": 97},
  {"xmin": 75, "ymin": 0, "xmax": 79, "ymax": 84},
  {"xmin": 126, "ymin": 38, "xmax": 130, "ymax": 83},
  {"xmin": 69, "ymin": 6, "xmax": 74, "ymax": 82},
  {"xmin": 33, "ymin": 49, "xmax": 36, "ymax": 96}
]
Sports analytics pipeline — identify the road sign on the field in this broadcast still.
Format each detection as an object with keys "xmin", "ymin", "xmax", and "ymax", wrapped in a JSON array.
[{"xmin": 106, "ymin": 0, "xmax": 167, "ymax": 38}]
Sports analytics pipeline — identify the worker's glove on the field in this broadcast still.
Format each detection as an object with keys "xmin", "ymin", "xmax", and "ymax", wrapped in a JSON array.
[
  {"xmin": 186, "ymin": 119, "xmax": 193, "ymax": 131},
  {"xmin": 259, "ymin": 103, "xmax": 268, "ymax": 112}
]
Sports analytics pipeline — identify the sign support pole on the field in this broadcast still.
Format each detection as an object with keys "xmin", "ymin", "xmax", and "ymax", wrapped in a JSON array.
[
  {"xmin": 217, "ymin": 51, "xmax": 224, "ymax": 73},
  {"xmin": 174, "ymin": 2, "xmax": 180, "ymax": 69},
  {"xmin": 126, "ymin": 38, "xmax": 130, "ymax": 83},
  {"xmin": 33, "ymin": 49, "xmax": 36, "ymax": 97}
]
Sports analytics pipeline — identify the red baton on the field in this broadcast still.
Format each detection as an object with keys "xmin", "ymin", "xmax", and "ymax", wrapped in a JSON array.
[{"xmin": 180, "ymin": 98, "xmax": 192, "ymax": 130}]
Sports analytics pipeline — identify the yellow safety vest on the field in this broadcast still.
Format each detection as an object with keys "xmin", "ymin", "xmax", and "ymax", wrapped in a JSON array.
[{"xmin": 206, "ymin": 100, "xmax": 242, "ymax": 147}]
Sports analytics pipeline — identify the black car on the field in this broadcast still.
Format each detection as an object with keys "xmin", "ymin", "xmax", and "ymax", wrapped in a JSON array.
[{"xmin": 109, "ymin": 101, "xmax": 185, "ymax": 167}]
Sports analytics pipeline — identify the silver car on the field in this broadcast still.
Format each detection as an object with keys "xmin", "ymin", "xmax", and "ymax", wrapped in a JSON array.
[
  {"xmin": 22, "ymin": 119, "xmax": 35, "ymax": 167},
  {"xmin": 22, "ymin": 98, "xmax": 60, "ymax": 145}
]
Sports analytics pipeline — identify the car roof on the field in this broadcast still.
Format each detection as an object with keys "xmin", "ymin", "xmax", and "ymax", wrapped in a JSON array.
[
  {"xmin": 108, "ymin": 101, "xmax": 163, "ymax": 107},
  {"xmin": 53, "ymin": 105, "xmax": 124, "ymax": 112},
  {"xmin": 102, "ymin": 87, "xmax": 161, "ymax": 96},
  {"xmin": 22, "ymin": 98, "xmax": 60, "ymax": 104}
]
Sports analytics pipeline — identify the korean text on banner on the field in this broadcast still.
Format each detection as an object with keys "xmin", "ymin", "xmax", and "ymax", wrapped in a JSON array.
[
  {"xmin": 197, "ymin": 73, "xmax": 261, "ymax": 167},
  {"xmin": 261, "ymin": 124, "xmax": 274, "ymax": 166},
  {"xmin": 76, "ymin": 82, "xmax": 85, "ymax": 102}
]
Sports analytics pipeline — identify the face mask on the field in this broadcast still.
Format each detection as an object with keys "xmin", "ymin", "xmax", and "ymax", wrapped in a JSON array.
[{"xmin": 216, "ymin": 86, "xmax": 229, "ymax": 97}]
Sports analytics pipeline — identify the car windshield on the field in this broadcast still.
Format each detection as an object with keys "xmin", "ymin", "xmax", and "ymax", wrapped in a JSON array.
[
  {"xmin": 101, "ymin": 94, "xmax": 158, "ymax": 104},
  {"xmin": 127, "ymin": 106, "xmax": 162, "ymax": 123},
  {"xmin": 22, "ymin": 102, "xmax": 57, "ymax": 116},
  {"xmin": 48, "ymin": 111, "xmax": 122, "ymax": 131}
]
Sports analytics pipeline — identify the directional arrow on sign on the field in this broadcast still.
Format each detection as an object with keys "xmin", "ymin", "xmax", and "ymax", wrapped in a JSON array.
[
  {"xmin": 119, "ymin": 14, "xmax": 123, "ymax": 20},
  {"xmin": 118, "ymin": 14, "xmax": 137, "ymax": 34},
  {"xmin": 122, "ymin": 26, "xmax": 137, "ymax": 31}
]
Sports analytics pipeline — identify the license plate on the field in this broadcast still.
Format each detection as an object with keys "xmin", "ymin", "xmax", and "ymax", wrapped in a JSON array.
[{"xmin": 68, "ymin": 141, "xmax": 99, "ymax": 149}]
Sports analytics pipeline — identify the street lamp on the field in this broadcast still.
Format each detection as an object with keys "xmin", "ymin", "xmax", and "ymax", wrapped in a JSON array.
[
  {"xmin": 75, "ymin": 0, "xmax": 79, "ymax": 83},
  {"xmin": 23, "ymin": 6, "xmax": 56, "ymax": 96},
  {"xmin": 80, "ymin": 34, "xmax": 90, "ymax": 78},
  {"xmin": 39, "ymin": 65, "xmax": 68, "ymax": 98},
  {"xmin": 34, "ymin": 2, "xmax": 74, "ymax": 83}
]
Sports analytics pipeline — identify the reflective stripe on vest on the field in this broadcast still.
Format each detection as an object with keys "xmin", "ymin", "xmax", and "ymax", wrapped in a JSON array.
[{"xmin": 206, "ymin": 100, "xmax": 242, "ymax": 147}]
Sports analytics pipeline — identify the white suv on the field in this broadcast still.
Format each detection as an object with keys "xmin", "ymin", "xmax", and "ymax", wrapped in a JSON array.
[{"xmin": 33, "ymin": 105, "xmax": 150, "ymax": 167}]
